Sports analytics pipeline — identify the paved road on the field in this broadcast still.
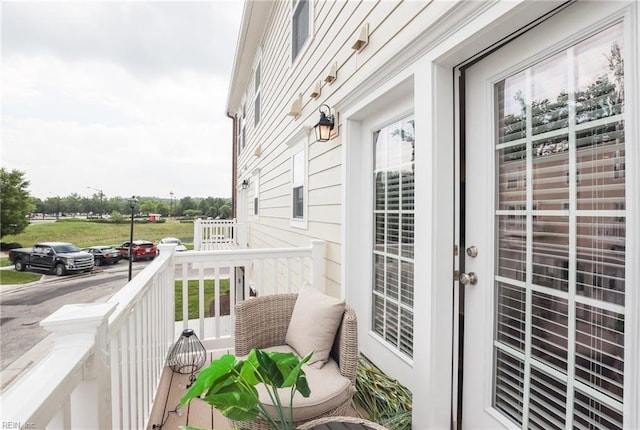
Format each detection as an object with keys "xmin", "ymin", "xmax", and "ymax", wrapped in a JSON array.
[{"xmin": 0, "ymin": 260, "xmax": 152, "ymax": 378}]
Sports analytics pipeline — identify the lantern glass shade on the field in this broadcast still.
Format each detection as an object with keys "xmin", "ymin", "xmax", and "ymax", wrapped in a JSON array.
[
  {"xmin": 314, "ymin": 107, "xmax": 334, "ymax": 142},
  {"xmin": 166, "ymin": 329, "xmax": 207, "ymax": 375}
]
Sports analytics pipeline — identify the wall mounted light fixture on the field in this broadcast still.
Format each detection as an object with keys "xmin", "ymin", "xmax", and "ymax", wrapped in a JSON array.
[
  {"xmin": 241, "ymin": 179, "xmax": 249, "ymax": 190},
  {"xmin": 314, "ymin": 104, "xmax": 335, "ymax": 142}
]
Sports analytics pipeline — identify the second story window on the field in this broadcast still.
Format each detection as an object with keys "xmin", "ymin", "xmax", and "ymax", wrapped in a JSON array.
[
  {"xmin": 254, "ymin": 63, "xmax": 261, "ymax": 127},
  {"xmin": 290, "ymin": 141, "xmax": 307, "ymax": 228},
  {"xmin": 292, "ymin": 0, "xmax": 309, "ymax": 62}
]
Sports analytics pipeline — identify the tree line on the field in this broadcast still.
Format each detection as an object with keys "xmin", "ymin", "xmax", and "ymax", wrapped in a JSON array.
[
  {"xmin": 35, "ymin": 194, "xmax": 231, "ymax": 219},
  {"xmin": 1, "ymin": 167, "xmax": 231, "ymax": 239}
]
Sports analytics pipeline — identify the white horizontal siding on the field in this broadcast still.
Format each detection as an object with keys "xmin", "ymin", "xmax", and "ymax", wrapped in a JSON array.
[{"xmin": 236, "ymin": 0, "xmax": 437, "ymax": 296}]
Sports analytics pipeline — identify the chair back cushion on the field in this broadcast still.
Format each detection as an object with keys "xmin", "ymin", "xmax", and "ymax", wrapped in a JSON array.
[{"xmin": 285, "ymin": 285, "xmax": 345, "ymax": 368}]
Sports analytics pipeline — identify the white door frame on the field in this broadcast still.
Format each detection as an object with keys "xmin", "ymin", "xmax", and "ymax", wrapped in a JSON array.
[
  {"xmin": 341, "ymin": 1, "xmax": 639, "ymax": 428},
  {"xmin": 451, "ymin": 1, "xmax": 639, "ymax": 428}
]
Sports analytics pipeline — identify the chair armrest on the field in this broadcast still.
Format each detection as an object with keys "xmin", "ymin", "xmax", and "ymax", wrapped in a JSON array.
[
  {"xmin": 234, "ymin": 294, "xmax": 298, "ymax": 356},
  {"xmin": 332, "ymin": 305, "xmax": 358, "ymax": 385}
]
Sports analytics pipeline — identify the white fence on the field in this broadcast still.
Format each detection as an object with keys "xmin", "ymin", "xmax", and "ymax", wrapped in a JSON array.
[
  {"xmin": 193, "ymin": 218, "xmax": 243, "ymax": 251},
  {"xmin": 0, "ymin": 241, "xmax": 325, "ymax": 429}
]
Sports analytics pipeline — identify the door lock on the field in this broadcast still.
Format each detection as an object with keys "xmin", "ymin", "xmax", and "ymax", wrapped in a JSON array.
[
  {"xmin": 459, "ymin": 272, "xmax": 478, "ymax": 285},
  {"xmin": 466, "ymin": 246, "xmax": 478, "ymax": 258}
]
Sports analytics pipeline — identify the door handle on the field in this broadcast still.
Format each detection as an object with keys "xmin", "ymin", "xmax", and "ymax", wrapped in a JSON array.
[{"xmin": 459, "ymin": 272, "xmax": 478, "ymax": 285}]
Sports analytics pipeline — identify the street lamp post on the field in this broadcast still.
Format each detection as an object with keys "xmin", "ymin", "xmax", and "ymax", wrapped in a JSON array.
[
  {"xmin": 169, "ymin": 191, "xmax": 174, "ymax": 218},
  {"xmin": 127, "ymin": 196, "xmax": 138, "ymax": 281},
  {"xmin": 87, "ymin": 186, "xmax": 104, "ymax": 216}
]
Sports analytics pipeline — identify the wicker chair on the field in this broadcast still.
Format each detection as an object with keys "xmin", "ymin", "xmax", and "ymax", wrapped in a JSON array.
[{"xmin": 232, "ymin": 293, "xmax": 358, "ymax": 430}]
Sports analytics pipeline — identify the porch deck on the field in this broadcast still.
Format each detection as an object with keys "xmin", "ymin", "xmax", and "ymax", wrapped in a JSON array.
[
  {"xmin": 149, "ymin": 350, "xmax": 231, "ymax": 429},
  {"xmin": 151, "ymin": 349, "xmax": 362, "ymax": 430},
  {"xmin": 0, "ymin": 232, "xmax": 328, "ymax": 429}
]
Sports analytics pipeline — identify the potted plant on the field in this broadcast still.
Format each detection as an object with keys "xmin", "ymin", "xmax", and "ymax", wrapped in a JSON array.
[{"xmin": 179, "ymin": 348, "xmax": 313, "ymax": 430}]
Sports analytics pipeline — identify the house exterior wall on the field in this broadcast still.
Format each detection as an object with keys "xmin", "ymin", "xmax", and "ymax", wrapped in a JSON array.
[
  {"xmin": 229, "ymin": 1, "xmax": 445, "ymax": 299},
  {"xmin": 227, "ymin": 1, "xmax": 639, "ymax": 428}
]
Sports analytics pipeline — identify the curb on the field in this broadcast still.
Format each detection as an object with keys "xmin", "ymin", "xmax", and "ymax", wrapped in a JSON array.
[{"xmin": 1, "ymin": 270, "xmax": 99, "ymax": 294}]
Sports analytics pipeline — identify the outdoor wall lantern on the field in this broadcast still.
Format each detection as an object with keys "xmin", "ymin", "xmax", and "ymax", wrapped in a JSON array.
[
  {"xmin": 314, "ymin": 104, "xmax": 335, "ymax": 142},
  {"xmin": 241, "ymin": 179, "xmax": 249, "ymax": 190}
]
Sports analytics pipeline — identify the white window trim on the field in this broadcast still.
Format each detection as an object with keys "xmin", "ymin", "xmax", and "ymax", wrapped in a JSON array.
[
  {"xmin": 290, "ymin": 140, "xmax": 308, "ymax": 229},
  {"xmin": 291, "ymin": 0, "xmax": 314, "ymax": 66}
]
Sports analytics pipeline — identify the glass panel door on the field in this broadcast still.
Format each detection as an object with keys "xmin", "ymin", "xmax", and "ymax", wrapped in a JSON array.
[{"xmin": 493, "ymin": 23, "xmax": 625, "ymax": 429}]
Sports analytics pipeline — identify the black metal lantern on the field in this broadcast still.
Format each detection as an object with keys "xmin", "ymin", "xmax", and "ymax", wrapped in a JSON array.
[
  {"xmin": 166, "ymin": 329, "xmax": 207, "ymax": 379},
  {"xmin": 241, "ymin": 179, "xmax": 249, "ymax": 190},
  {"xmin": 314, "ymin": 104, "xmax": 335, "ymax": 142}
]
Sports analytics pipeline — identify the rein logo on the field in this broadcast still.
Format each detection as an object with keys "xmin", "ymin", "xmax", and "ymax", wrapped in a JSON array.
[{"xmin": 2, "ymin": 423, "xmax": 36, "ymax": 429}]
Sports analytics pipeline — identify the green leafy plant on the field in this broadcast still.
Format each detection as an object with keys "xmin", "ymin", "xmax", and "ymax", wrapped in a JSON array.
[{"xmin": 179, "ymin": 349, "xmax": 313, "ymax": 430}]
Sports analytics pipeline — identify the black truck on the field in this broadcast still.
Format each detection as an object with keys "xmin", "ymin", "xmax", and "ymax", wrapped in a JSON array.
[{"xmin": 9, "ymin": 242, "xmax": 94, "ymax": 276}]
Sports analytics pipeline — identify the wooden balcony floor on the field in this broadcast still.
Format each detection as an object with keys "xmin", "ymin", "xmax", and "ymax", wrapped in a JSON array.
[
  {"xmin": 150, "ymin": 351, "xmax": 231, "ymax": 429},
  {"xmin": 151, "ymin": 350, "xmax": 363, "ymax": 429}
]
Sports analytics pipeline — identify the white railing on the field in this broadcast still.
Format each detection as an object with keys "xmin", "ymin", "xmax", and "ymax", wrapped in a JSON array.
[
  {"xmin": 0, "ymin": 240, "xmax": 325, "ymax": 429},
  {"xmin": 174, "ymin": 239, "xmax": 326, "ymax": 349},
  {"xmin": 1, "ymin": 247, "xmax": 177, "ymax": 429},
  {"xmin": 193, "ymin": 218, "xmax": 243, "ymax": 250}
]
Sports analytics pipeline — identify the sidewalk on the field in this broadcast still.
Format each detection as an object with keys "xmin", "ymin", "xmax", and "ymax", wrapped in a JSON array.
[{"xmin": 0, "ymin": 334, "xmax": 54, "ymax": 392}]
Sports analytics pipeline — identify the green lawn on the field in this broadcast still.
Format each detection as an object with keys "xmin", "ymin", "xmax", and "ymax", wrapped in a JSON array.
[
  {"xmin": 0, "ymin": 270, "xmax": 42, "ymax": 285},
  {"xmin": 1, "ymin": 219, "xmax": 194, "ymax": 249},
  {"xmin": 175, "ymin": 279, "xmax": 230, "ymax": 321},
  {"xmin": 0, "ymin": 258, "xmax": 10, "ymax": 267}
]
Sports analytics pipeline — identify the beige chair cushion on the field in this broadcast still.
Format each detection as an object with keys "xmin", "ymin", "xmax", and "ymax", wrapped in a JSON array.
[
  {"xmin": 253, "ymin": 345, "xmax": 353, "ymax": 422},
  {"xmin": 285, "ymin": 285, "xmax": 345, "ymax": 368}
]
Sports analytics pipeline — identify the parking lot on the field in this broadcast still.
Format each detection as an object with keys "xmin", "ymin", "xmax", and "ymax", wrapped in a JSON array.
[{"xmin": 0, "ymin": 259, "xmax": 153, "ymax": 389}]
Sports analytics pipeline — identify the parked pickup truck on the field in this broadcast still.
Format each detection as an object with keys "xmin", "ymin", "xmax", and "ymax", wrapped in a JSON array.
[{"xmin": 8, "ymin": 242, "xmax": 94, "ymax": 276}]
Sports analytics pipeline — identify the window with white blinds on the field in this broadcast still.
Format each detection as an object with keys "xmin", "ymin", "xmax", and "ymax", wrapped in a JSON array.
[
  {"xmin": 372, "ymin": 115, "xmax": 415, "ymax": 358},
  {"xmin": 493, "ymin": 23, "xmax": 625, "ymax": 429}
]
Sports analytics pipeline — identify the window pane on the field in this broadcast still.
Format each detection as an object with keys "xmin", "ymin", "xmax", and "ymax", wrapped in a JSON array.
[
  {"xmin": 292, "ymin": 0, "xmax": 309, "ymax": 60},
  {"xmin": 254, "ymin": 92, "xmax": 260, "ymax": 126},
  {"xmin": 293, "ymin": 186, "xmax": 304, "ymax": 219},
  {"xmin": 371, "ymin": 115, "xmax": 415, "ymax": 359}
]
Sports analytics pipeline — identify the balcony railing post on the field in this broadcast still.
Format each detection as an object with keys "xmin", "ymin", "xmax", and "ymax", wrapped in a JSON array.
[
  {"xmin": 42, "ymin": 303, "xmax": 116, "ymax": 429},
  {"xmin": 194, "ymin": 218, "xmax": 202, "ymax": 251},
  {"xmin": 310, "ymin": 240, "xmax": 326, "ymax": 292},
  {"xmin": 1, "ymin": 303, "xmax": 117, "ymax": 429}
]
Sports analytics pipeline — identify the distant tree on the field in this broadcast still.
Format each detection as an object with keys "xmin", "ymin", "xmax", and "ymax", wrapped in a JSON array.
[
  {"xmin": 33, "ymin": 197, "xmax": 45, "ymax": 214},
  {"xmin": 66, "ymin": 193, "xmax": 83, "ymax": 214},
  {"xmin": 184, "ymin": 209, "xmax": 203, "ymax": 218},
  {"xmin": 156, "ymin": 201, "xmax": 170, "ymax": 217},
  {"xmin": 206, "ymin": 206, "xmax": 220, "ymax": 219},
  {"xmin": 219, "ymin": 204, "xmax": 231, "ymax": 219},
  {"xmin": 178, "ymin": 196, "xmax": 197, "ymax": 215},
  {"xmin": 139, "ymin": 199, "xmax": 157, "ymax": 214},
  {"xmin": 1, "ymin": 168, "xmax": 35, "ymax": 238}
]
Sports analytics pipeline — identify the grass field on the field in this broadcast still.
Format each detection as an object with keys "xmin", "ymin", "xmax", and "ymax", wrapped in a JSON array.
[
  {"xmin": 0, "ymin": 270, "xmax": 42, "ymax": 285},
  {"xmin": 175, "ymin": 279, "xmax": 230, "ymax": 321},
  {"xmin": 1, "ymin": 219, "xmax": 195, "ymax": 249}
]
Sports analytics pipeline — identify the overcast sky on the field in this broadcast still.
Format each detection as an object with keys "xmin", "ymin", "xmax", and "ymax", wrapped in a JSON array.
[{"xmin": 1, "ymin": 1, "xmax": 244, "ymax": 201}]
